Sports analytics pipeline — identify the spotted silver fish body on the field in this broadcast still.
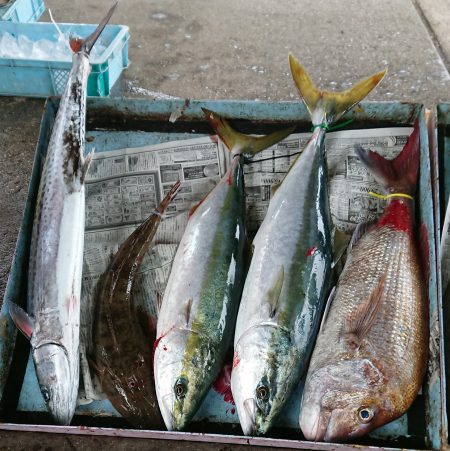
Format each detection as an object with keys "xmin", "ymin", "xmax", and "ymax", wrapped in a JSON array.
[{"xmin": 25, "ymin": 53, "xmax": 91, "ymax": 425}]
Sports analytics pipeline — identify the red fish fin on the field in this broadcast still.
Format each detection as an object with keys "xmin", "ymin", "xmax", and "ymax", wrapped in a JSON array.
[
  {"xmin": 189, "ymin": 195, "xmax": 207, "ymax": 218},
  {"xmin": 340, "ymin": 273, "xmax": 386, "ymax": 349},
  {"xmin": 156, "ymin": 180, "xmax": 181, "ymax": 215},
  {"xmin": 265, "ymin": 266, "xmax": 284, "ymax": 318},
  {"xmin": 318, "ymin": 286, "xmax": 336, "ymax": 335},
  {"xmin": 9, "ymin": 303, "xmax": 34, "ymax": 340},
  {"xmin": 355, "ymin": 122, "xmax": 420, "ymax": 195},
  {"xmin": 202, "ymin": 108, "xmax": 295, "ymax": 156}
]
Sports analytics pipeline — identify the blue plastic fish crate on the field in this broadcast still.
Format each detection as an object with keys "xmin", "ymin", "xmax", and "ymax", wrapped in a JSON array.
[
  {"xmin": 0, "ymin": 21, "xmax": 129, "ymax": 97},
  {"xmin": 0, "ymin": 0, "xmax": 45, "ymax": 22},
  {"xmin": 0, "ymin": 99, "xmax": 446, "ymax": 450}
]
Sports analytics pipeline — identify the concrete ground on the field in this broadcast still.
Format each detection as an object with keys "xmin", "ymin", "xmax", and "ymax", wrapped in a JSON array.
[{"xmin": 1, "ymin": 0, "xmax": 450, "ymax": 448}]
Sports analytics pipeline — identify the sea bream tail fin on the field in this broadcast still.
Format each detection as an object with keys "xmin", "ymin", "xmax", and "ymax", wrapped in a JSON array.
[
  {"xmin": 69, "ymin": 1, "xmax": 119, "ymax": 54},
  {"xmin": 202, "ymin": 108, "xmax": 296, "ymax": 156},
  {"xmin": 9, "ymin": 303, "xmax": 34, "ymax": 340},
  {"xmin": 288, "ymin": 53, "xmax": 386, "ymax": 126},
  {"xmin": 355, "ymin": 121, "xmax": 420, "ymax": 195}
]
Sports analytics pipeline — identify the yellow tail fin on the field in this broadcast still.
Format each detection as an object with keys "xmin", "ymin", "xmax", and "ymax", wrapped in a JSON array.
[
  {"xmin": 288, "ymin": 53, "xmax": 386, "ymax": 125},
  {"xmin": 202, "ymin": 108, "xmax": 296, "ymax": 156}
]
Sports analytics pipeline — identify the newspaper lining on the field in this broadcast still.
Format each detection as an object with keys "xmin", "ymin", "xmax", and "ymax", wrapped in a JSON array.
[{"xmin": 79, "ymin": 127, "xmax": 413, "ymax": 403}]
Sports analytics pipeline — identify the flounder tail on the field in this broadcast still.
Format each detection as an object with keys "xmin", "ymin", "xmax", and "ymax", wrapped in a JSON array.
[
  {"xmin": 69, "ymin": 1, "xmax": 119, "ymax": 54},
  {"xmin": 288, "ymin": 53, "xmax": 386, "ymax": 126},
  {"xmin": 355, "ymin": 121, "xmax": 420, "ymax": 195},
  {"xmin": 202, "ymin": 108, "xmax": 296, "ymax": 156}
]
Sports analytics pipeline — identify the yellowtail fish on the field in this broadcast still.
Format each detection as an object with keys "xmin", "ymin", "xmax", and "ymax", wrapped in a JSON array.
[{"xmin": 230, "ymin": 56, "xmax": 386, "ymax": 436}]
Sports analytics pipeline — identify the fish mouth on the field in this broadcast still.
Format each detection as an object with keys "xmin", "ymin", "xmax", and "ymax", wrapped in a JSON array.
[
  {"xmin": 33, "ymin": 343, "xmax": 75, "ymax": 425},
  {"xmin": 300, "ymin": 406, "xmax": 330, "ymax": 441},
  {"xmin": 159, "ymin": 393, "xmax": 175, "ymax": 430},
  {"xmin": 239, "ymin": 398, "xmax": 257, "ymax": 436}
]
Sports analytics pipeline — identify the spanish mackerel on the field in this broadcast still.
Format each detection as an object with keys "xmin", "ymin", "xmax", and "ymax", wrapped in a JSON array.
[
  {"xmin": 153, "ymin": 109, "xmax": 295, "ymax": 431},
  {"xmin": 9, "ymin": 3, "xmax": 118, "ymax": 425},
  {"xmin": 300, "ymin": 123, "xmax": 427, "ymax": 442},
  {"xmin": 92, "ymin": 181, "xmax": 180, "ymax": 429},
  {"xmin": 231, "ymin": 56, "xmax": 386, "ymax": 436}
]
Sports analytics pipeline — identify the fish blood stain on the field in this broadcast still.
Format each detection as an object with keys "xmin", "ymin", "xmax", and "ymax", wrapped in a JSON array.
[{"xmin": 306, "ymin": 246, "xmax": 317, "ymax": 257}]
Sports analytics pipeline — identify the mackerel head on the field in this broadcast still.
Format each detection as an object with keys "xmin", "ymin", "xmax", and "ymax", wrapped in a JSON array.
[
  {"xmin": 9, "ymin": 2, "xmax": 118, "ymax": 426},
  {"xmin": 231, "ymin": 56, "xmax": 386, "ymax": 436},
  {"xmin": 153, "ymin": 110, "xmax": 295, "ymax": 431}
]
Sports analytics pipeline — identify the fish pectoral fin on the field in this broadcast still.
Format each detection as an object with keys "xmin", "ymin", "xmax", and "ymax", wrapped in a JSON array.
[
  {"xmin": 319, "ymin": 286, "xmax": 336, "ymax": 335},
  {"xmin": 331, "ymin": 229, "xmax": 350, "ymax": 268},
  {"xmin": 80, "ymin": 148, "xmax": 95, "ymax": 185},
  {"xmin": 178, "ymin": 298, "xmax": 193, "ymax": 326},
  {"xmin": 340, "ymin": 273, "xmax": 386, "ymax": 349},
  {"xmin": 348, "ymin": 220, "xmax": 376, "ymax": 253},
  {"xmin": 9, "ymin": 303, "xmax": 34, "ymax": 340},
  {"xmin": 265, "ymin": 266, "xmax": 284, "ymax": 318}
]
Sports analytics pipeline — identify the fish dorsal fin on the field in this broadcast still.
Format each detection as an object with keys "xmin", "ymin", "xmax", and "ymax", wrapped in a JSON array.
[
  {"xmin": 332, "ymin": 229, "xmax": 350, "ymax": 268},
  {"xmin": 270, "ymin": 180, "xmax": 283, "ymax": 198},
  {"xmin": 340, "ymin": 273, "xmax": 386, "ymax": 350},
  {"xmin": 9, "ymin": 303, "xmax": 34, "ymax": 340},
  {"xmin": 348, "ymin": 220, "xmax": 376, "ymax": 253},
  {"xmin": 319, "ymin": 286, "xmax": 336, "ymax": 335},
  {"xmin": 265, "ymin": 266, "xmax": 284, "ymax": 318}
]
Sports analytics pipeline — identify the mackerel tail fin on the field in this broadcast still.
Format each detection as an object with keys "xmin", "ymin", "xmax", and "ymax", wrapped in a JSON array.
[
  {"xmin": 202, "ymin": 108, "xmax": 296, "ymax": 156},
  {"xmin": 355, "ymin": 121, "xmax": 420, "ymax": 195},
  {"xmin": 69, "ymin": 1, "xmax": 119, "ymax": 54},
  {"xmin": 288, "ymin": 53, "xmax": 386, "ymax": 126}
]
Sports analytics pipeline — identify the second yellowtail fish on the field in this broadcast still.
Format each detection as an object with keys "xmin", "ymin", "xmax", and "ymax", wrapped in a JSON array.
[{"xmin": 230, "ymin": 56, "xmax": 386, "ymax": 436}]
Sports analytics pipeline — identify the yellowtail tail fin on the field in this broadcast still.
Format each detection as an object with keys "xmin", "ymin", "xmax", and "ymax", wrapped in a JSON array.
[
  {"xmin": 288, "ymin": 53, "xmax": 386, "ymax": 126},
  {"xmin": 202, "ymin": 108, "xmax": 296, "ymax": 156}
]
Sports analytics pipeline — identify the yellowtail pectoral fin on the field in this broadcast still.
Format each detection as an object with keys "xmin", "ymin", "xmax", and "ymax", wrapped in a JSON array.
[
  {"xmin": 288, "ymin": 53, "xmax": 386, "ymax": 124},
  {"xmin": 202, "ymin": 108, "xmax": 296, "ymax": 156},
  {"xmin": 265, "ymin": 266, "xmax": 284, "ymax": 318}
]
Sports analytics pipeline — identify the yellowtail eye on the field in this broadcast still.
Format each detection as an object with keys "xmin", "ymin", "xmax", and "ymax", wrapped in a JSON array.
[
  {"xmin": 174, "ymin": 378, "xmax": 188, "ymax": 399},
  {"xmin": 256, "ymin": 384, "xmax": 269, "ymax": 401},
  {"xmin": 358, "ymin": 407, "xmax": 374, "ymax": 423}
]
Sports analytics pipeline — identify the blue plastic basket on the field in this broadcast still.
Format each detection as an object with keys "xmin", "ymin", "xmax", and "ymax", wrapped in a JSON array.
[
  {"xmin": 0, "ymin": 21, "xmax": 130, "ymax": 97},
  {"xmin": 0, "ymin": 0, "xmax": 45, "ymax": 22}
]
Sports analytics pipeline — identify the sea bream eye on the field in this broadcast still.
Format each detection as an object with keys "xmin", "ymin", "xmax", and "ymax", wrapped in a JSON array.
[{"xmin": 358, "ymin": 407, "xmax": 374, "ymax": 423}]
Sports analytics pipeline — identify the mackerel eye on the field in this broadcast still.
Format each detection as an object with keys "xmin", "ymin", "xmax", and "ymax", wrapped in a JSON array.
[
  {"xmin": 358, "ymin": 407, "xmax": 374, "ymax": 423},
  {"xmin": 174, "ymin": 378, "xmax": 188, "ymax": 399},
  {"xmin": 256, "ymin": 384, "xmax": 269, "ymax": 401}
]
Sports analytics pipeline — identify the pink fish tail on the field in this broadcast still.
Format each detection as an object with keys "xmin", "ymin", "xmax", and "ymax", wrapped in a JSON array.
[{"xmin": 355, "ymin": 121, "xmax": 420, "ymax": 195}]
